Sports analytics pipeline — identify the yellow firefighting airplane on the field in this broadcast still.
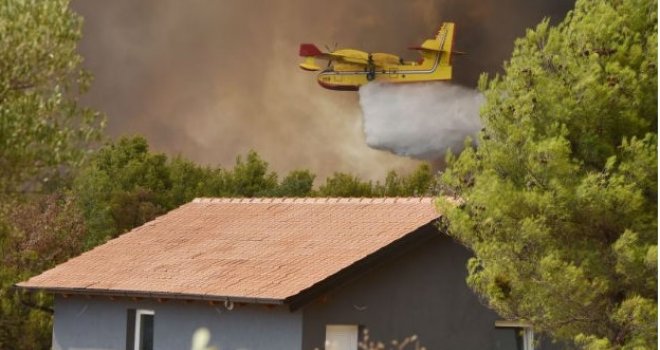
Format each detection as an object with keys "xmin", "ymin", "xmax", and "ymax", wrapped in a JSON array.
[{"xmin": 299, "ymin": 22, "xmax": 459, "ymax": 91}]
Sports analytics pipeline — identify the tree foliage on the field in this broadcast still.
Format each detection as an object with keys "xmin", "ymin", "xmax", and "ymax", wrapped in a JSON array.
[
  {"xmin": 0, "ymin": 1, "xmax": 103, "ymax": 348},
  {"xmin": 320, "ymin": 164, "xmax": 436, "ymax": 197},
  {"xmin": 0, "ymin": 0, "xmax": 103, "ymax": 195},
  {"xmin": 0, "ymin": 193, "xmax": 87, "ymax": 350},
  {"xmin": 438, "ymin": 0, "xmax": 657, "ymax": 348},
  {"xmin": 75, "ymin": 136, "xmax": 438, "ymax": 247}
]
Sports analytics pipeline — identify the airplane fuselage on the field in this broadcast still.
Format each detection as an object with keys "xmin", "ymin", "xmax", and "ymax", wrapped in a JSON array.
[{"xmin": 316, "ymin": 51, "xmax": 451, "ymax": 91}]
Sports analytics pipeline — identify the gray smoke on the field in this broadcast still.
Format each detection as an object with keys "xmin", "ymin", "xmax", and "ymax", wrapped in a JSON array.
[
  {"xmin": 359, "ymin": 82, "xmax": 483, "ymax": 161},
  {"xmin": 71, "ymin": 0, "xmax": 573, "ymax": 179}
]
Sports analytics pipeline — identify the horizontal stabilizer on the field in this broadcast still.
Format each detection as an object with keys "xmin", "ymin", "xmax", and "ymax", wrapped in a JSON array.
[
  {"xmin": 299, "ymin": 43, "xmax": 323, "ymax": 57},
  {"xmin": 408, "ymin": 45, "xmax": 439, "ymax": 52},
  {"xmin": 408, "ymin": 46, "xmax": 465, "ymax": 55}
]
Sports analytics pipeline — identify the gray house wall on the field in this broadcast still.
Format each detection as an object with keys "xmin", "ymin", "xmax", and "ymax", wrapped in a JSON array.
[
  {"xmin": 52, "ymin": 296, "xmax": 302, "ymax": 350},
  {"xmin": 51, "ymin": 227, "xmax": 562, "ymax": 350},
  {"xmin": 301, "ymin": 227, "xmax": 560, "ymax": 350}
]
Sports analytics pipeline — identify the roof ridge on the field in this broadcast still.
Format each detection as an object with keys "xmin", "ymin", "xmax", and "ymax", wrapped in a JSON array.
[{"xmin": 192, "ymin": 197, "xmax": 434, "ymax": 204}]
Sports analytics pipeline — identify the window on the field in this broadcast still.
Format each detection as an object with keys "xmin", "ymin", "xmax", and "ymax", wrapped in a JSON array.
[
  {"xmin": 126, "ymin": 309, "xmax": 154, "ymax": 350},
  {"xmin": 325, "ymin": 325, "xmax": 358, "ymax": 350},
  {"xmin": 494, "ymin": 321, "xmax": 534, "ymax": 350}
]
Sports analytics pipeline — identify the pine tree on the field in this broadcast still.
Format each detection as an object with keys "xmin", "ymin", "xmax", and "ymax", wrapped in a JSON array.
[{"xmin": 438, "ymin": 0, "xmax": 657, "ymax": 348}]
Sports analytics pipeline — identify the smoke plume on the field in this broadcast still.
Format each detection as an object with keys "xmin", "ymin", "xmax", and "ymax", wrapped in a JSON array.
[
  {"xmin": 70, "ymin": 0, "xmax": 574, "ymax": 180},
  {"xmin": 360, "ymin": 82, "xmax": 483, "ymax": 161}
]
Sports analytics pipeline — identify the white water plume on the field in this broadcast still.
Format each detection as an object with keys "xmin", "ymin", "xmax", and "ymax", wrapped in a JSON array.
[{"xmin": 359, "ymin": 82, "xmax": 484, "ymax": 160}]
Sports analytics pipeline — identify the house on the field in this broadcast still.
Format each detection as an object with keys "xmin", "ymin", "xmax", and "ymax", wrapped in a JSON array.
[{"xmin": 18, "ymin": 198, "xmax": 558, "ymax": 350}]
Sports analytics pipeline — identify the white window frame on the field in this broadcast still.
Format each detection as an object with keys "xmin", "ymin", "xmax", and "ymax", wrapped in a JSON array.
[
  {"xmin": 325, "ymin": 324, "xmax": 359, "ymax": 350},
  {"xmin": 495, "ymin": 320, "xmax": 534, "ymax": 350},
  {"xmin": 134, "ymin": 309, "xmax": 155, "ymax": 350}
]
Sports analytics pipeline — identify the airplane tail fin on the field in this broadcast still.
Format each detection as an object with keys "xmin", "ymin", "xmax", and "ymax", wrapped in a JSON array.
[
  {"xmin": 408, "ymin": 22, "xmax": 460, "ymax": 67},
  {"xmin": 436, "ymin": 22, "xmax": 455, "ymax": 65},
  {"xmin": 299, "ymin": 43, "xmax": 322, "ymax": 71},
  {"xmin": 408, "ymin": 22, "xmax": 458, "ymax": 80}
]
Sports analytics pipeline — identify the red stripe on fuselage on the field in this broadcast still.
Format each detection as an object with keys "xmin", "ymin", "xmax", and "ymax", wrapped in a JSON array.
[{"xmin": 317, "ymin": 79, "xmax": 359, "ymax": 91}]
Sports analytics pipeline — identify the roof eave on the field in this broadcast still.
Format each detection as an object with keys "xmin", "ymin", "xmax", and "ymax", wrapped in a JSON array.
[
  {"xmin": 16, "ymin": 218, "xmax": 442, "ymax": 309},
  {"xmin": 15, "ymin": 285, "xmax": 285, "ymax": 306}
]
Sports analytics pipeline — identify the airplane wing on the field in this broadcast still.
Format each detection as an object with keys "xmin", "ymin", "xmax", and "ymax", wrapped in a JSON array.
[
  {"xmin": 299, "ymin": 44, "xmax": 400, "ymax": 71},
  {"xmin": 300, "ymin": 44, "xmax": 370, "ymax": 65},
  {"xmin": 371, "ymin": 53, "xmax": 402, "ymax": 66}
]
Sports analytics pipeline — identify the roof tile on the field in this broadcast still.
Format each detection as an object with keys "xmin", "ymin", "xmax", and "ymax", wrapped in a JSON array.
[{"xmin": 18, "ymin": 197, "xmax": 439, "ymax": 301}]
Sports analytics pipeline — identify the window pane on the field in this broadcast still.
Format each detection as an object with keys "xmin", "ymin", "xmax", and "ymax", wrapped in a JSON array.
[
  {"xmin": 139, "ymin": 314, "xmax": 154, "ymax": 350},
  {"xmin": 126, "ymin": 309, "xmax": 136, "ymax": 350},
  {"xmin": 493, "ymin": 327, "xmax": 524, "ymax": 350},
  {"xmin": 325, "ymin": 325, "xmax": 358, "ymax": 350}
]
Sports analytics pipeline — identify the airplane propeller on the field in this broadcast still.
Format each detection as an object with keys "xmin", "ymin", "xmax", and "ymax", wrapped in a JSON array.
[
  {"xmin": 324, "ymin": 42, "xmax": 338, "ymax": 67},
  {"xmin": 324, "ymin": 42, "xmax": 338, "ymax": 52}
]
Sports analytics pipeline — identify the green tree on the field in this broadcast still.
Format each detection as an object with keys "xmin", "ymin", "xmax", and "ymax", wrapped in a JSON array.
[
  {"xmin": 226, "ymin": 151, "xmax": 278, "ymax": 197},
  {"xmin": 0, "ymin": 1, "xmax": 103, "ymax": 348},
  {"xmin": 318, "ymin": 172, "xmax": 375, "ymax": 197},
  {"xmin": 0, "ymin": 0, "xmax": 103, "ymax": 195},
  {"xmin": 167, "ymin": 156, "xmax": 229, "ymax": 204},
  {"xmin": 74, "ymin": 136, "xmax": 172, "ymax": 246},
  {"xmin": 74, "ymin": 138, "xmax": 316, "ymax": 245},
  {"xmin": 319, "ymin": 164, "xmax": 437, "ymax": 197},
  {"xmin": 76, "ymin": 137, "xmax": 441, "ymax": 247},
  {"xmin": 0, "ymin": 193, "xmax": 87, "ymax": 349},
  {"xmin": 380, "ymin": 164, "xmax": 436, "ymax": 196},
  {"xmin": 438, "ymin": 0, "xmax": 657, "ymax": 348},
  {"xmin": 273, "ymin": 170, "xmax": 316, "ymax": 197}
]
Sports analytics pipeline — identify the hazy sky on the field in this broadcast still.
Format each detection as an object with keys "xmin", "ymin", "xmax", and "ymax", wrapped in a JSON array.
[{"xmin": 71, "ymin": 0, "xmax": 574, "ymax": 180}]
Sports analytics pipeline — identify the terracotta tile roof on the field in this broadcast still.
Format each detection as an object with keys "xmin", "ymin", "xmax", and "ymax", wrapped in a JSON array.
[{"xmin": 17, "ymin": 197, "xmax": 440, "ymax": 303}]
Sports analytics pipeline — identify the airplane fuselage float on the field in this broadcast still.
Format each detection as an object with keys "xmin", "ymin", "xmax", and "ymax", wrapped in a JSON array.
[{"xmin": 299, "ymin": 22, "xmax": 460, "ymax": 91}]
